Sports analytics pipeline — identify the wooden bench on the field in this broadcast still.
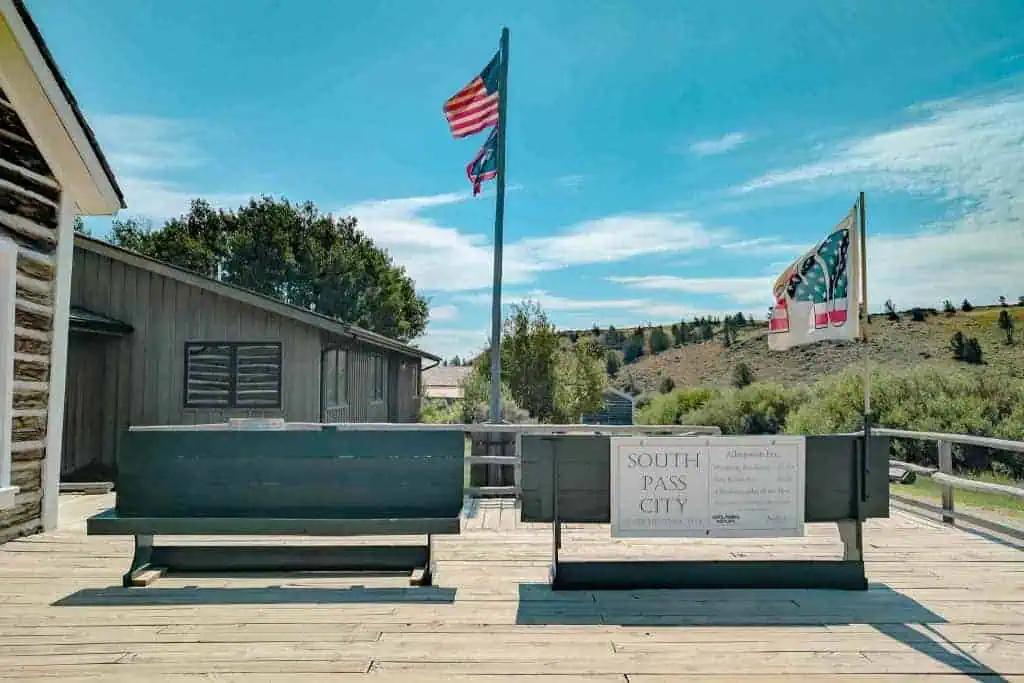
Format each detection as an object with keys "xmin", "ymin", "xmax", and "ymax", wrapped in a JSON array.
[
  {"xmin": 520, "ymin": 433, "xmax": 891, "ymax": 591},
  {"xmin": 86, "ymin": 427, "xmax": 465, "ymax": 587}
]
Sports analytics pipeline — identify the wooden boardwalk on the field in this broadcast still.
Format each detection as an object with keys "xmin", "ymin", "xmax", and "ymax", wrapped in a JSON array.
[{"xmin": 0, "ymin": 494, "xmax": 1021, "ymax": 682}]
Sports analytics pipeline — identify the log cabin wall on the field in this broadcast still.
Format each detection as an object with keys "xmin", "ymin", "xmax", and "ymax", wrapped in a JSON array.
[{"xmin": 0, "ymin": 84, "xmax": 62, "ymax": 543}]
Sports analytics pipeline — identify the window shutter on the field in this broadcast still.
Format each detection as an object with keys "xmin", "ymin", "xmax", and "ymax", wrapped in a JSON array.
[
  {"xmin": 185, "ymin": 342, "xmax": 282, "ymax": 408},
  {"xmin": 185, "ymin": 344, "xmax": 232, "ymax": 407},
  {"xmin": 234, "ymin": 343, "xmax": 281, "ymax": 407}
]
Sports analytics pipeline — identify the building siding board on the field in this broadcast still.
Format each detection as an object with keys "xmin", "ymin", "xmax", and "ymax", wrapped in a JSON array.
[
  {"xmin": 0, "ymin": 94, "xmax": 59, "ymax": 542},
  {"xmin": 62, "ymin": 243, "xmax": 429, "ymax": 475},
  {"xmin": 582, "ymin": 390, "xmax": 635, "ymax": 425},
  {"xmin": 64, "ymin": 249, "xmax": 334, "ymax": 472}
]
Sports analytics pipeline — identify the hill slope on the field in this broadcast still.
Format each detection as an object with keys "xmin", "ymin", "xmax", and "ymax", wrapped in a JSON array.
[{"xmin": 611, "ymin": 307, "xmax": 1024, "ymax": 393}]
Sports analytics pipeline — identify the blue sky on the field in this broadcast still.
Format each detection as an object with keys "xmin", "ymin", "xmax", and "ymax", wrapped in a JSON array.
[{"xmin": 34, "ymin": 0, "xmax": 1024, "ymax": 359}]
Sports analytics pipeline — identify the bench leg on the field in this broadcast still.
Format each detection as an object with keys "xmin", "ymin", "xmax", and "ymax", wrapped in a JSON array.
[
  {"xmin": 837, "ymin": 519, "xmax": 863, "ymax": 561},
  {"xmin": 549, "ymin": 519, "xmax": 561, "ymax": 584},
  {"xmin": 123, "ymin": 534, "xmax": 154, "ymax": 588},
  {"xmin": 412, "ymin": 534, "xmax": 435, "ymax": 587}
]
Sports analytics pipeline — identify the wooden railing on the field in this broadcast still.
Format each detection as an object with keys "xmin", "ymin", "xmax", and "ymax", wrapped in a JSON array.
[
  {"xmin": 876, "ymin": 427, "xmax": 1024, "ymax": 536},
  {"xmin": 463, "ymin": 424, "xmax": 723, "ymax": 498}
]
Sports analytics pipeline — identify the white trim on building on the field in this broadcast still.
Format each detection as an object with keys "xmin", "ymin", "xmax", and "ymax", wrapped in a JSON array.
[{"xmin": 0, "ymin": 237, "xmax": 17, "ymax": 510}]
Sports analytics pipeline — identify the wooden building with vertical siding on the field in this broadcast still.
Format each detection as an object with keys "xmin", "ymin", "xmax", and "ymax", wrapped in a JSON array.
[
  {"xmin": 580, "ymin": 389, "xmax": 635, "ymax": 425},
  {"xmin": 62, "ymin": 234, "xmax": 439, "ymax": 480},
  {"xmin": 0, "ymin": 0, "xmax": 125, "ymax": 542}
]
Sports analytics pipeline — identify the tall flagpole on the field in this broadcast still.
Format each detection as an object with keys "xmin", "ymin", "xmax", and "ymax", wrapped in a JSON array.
[
  {"xmin": 488, "ymin": 27, "xmax": 510, "ymax": 423},
  {"xmin": 858, "ymin": 190, "xmax": 872, "ymax": 516},
  {"xmin": 858, "ymin": 191, "xmax": 870, "ymax": 425}
]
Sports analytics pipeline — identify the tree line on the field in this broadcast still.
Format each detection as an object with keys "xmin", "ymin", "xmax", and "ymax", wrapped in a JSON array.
[{"xmin": 91, "ymin": 196, "xmax": 429, "ymax": 342}]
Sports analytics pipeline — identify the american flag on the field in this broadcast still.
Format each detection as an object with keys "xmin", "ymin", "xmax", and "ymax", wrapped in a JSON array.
[
  {"xmin": 443, "ymin": 51, "xmax": 501, "ymax": 138},
  {"xmin": 466, "ymin": 127, "xmax": 498, "ymax": 195},
  {"xmin": 771, "ymin": 225, "xmax": 852, "ymax": 330}
]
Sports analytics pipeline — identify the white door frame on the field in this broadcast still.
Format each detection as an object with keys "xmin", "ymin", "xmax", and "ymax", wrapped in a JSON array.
[
  {"xmin": 0, "ymin": 235, "xmax": 16, "ymax": 509},
  {"xmin": 40, "ymin": 197, "xmax": 75, "ymax": 529}
]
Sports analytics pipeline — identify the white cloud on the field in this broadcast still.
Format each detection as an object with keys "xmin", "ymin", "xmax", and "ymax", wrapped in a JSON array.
[
  {"xmin": 457, "ymin": 288, "xmax": 726, "ymax": 326},
  {"xmin": 91, "ymin": 114, "xmax": 258, "ymax": 220},
  {"xmin": 347, "ymin": 197, "xmax": 730, "ymax": 293},
  {"xmin": 689, "ymin": 132, "xmax": 749, "ymax": 156},
  {"xmin": 555, "ymin": 174, "xmax": 587, "ymax": 189},
  {"xmin": 509, "ymin": 214, "xmax": 729, "ymax": 270},
  {"xmin": 429, "ymin": 304, "xmax": 459, "ymax": 322},
  {"xmin": 116, "ymin": 177, "xmax": 254, "ymax": 223},
  {"xmin": 609, "ymin": 275, "xmax": 774, "ymax": 306},
  {"xmin": 417, "ymin": 327, "xmax": 489, "ymax": 362},
  {"xmin": 736, "ymin": 86, "xmax": 1024, "ymax": 307},
  {"xmin": 342, "ymin": 193, "xmax": 534, "ymax": 293},
  {"xmin": 720, "ymin": 237, "xmax": 806, "ymax": 256},
  {"xmin": 92, "ymin": 115, "xmax": 206, "ymax": 172}
]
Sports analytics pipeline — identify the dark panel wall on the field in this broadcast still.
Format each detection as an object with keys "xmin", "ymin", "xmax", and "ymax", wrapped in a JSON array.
[{"xmin": 521, "ymin": 434, "xmax": 890, "ymax": 523}]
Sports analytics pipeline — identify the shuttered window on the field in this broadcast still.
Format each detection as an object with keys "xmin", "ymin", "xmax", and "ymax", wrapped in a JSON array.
[
  {"xmin": 323, "ymin": 348, "xmax": 348, "ymax": 407},
  {"xmin": 370, "ymin": 353, "xmax": 385, "ymax": 401},
  {"xmin": 184, "ymin": 342, "xmax": 282, "ymax": 408}
]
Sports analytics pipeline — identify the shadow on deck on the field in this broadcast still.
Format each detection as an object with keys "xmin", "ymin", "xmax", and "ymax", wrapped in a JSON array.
[
  {"xmin": 515, "ymin": 582, "xmax": 1007, "ymax": 681},
  {"xmin": 53, "ymin": 583, "xmax": 456, "ymax": 606}
]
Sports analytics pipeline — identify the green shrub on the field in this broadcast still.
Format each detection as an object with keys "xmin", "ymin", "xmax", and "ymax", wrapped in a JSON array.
[
  {"xmin": 649, "ymin": 327, "xmax": 671, "ymax": 354},
  {"xmin": 623, "ymin": 335, "xmax": 644, "ymax": 363},
  {"xmin": 659, "ymin": 376, "xmax": 676, "ymax": 394},
  {"xmin": 635, "ymin": 392, "xmax": 657, "ymax": 411},
  {"xmin": 637, "ymin": 387, "xmax": 720, "ymax": 425},
  {"xmin": 605, "ymin": 350, "xmax": 622, "ymax": 376},
  {"xmin": 673, "ymin": 322, "xmax": 689, "ymax": 345},
  {"xmin": 785, "ymin": 366, "xmax": 1024, "ymax": 475},
  {"xmin": 910, "ymin": 307, "xmax": 926, "ymax": 322},
  {"xmin": 951, "ymin": 331, "xmax": 965, "ymax": 360},
  {"xmin": 943, "ymin": 299, "xmax": 956, "ymax": 316},
  {"xmin": 459, "ymin": 370, "xmax": 533, "ymax": 423},
  {"xmin": 604, "ymin": 325, "xmax": 623, "ymax": 347},
  {"xmin": 419, "ymin": 398, "xmax": 461, "ymax": 424},
  {"xmin": 964, "ymin": 337, "xmax": 984, "ymax": 364},
  {"xmin": 682, "ymin": 382, "xmax": 806, "ymax": 434},
  {"xmin": 885, "ymin": 299, "xmax": 899, "ymax": 321},
  {"xmin": 999, "ymin": 310, "xmax": 1015, "ymax": 345},
  {"xmin": 732, "ymin": 362, "xmax": 755, "ymax": 388},
  {"xmin": 962, "ymin": 299, "xmax": 974, "ymax": 312}
]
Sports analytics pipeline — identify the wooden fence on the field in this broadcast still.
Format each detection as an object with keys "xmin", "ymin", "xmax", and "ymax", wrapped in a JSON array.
[{"xmin": 879, "ymin": 427, "xmax": 1024, "ymax": 538}]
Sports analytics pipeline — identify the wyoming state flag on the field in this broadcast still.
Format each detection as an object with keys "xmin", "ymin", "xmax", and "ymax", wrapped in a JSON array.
[
  {"xmin": 768, "ymin": 206, "xmax": 861, "ymax": 351},
  {"xmin": 466, "ymin": 127, "xmax": 498, "ymax": 195}
]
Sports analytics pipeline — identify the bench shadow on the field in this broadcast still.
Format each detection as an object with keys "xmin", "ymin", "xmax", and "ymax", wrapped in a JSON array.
[
  {"xmin": 516, "ymin": 582, "xmax": 1007, "ymax": 682},
  {"xmin": 53, "ymin": 582, "xmax": 456, "ymax": 607}
]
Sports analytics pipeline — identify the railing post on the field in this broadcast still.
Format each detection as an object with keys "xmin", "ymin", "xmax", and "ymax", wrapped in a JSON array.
[{"xmin": 938, "ymin": 439, "xmax": 954, "ymax": 525}]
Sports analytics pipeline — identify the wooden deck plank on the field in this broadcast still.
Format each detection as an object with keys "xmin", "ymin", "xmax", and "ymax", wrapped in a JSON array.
[{"xmin": 0, "ymin": 494, "xmax": 1021, "ymax": 678}]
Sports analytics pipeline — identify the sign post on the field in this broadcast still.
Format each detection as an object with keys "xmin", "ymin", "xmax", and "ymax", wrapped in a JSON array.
[{"xmin": 610, "ymin": 436, "xmax": 806, "ymax": 538}]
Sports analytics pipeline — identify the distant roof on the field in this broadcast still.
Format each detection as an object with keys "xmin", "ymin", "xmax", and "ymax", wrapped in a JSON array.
[
  {"xmin": 425, "ymin": 386, "xmax": 464, "ymax": 401},
  {"xmin": 423, "ymin": 365, "xmax": 473, "ymax": 388},
  {"xmin": 11, "ymin": 0, "xmax": 125, "ymax": 208},
  {"xmin": 74, "ymin": 233, "xmax": 440, "ymax": 361}
]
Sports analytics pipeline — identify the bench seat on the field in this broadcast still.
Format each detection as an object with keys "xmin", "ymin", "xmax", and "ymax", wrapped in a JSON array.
[
  {"xmin": 87, "ymin": 509, "xmax": 461, "ymax": 537},
  {"xmin": 88, "ymin": 428, "xmax": 466, "ymax": 587},
  {"xmin": 521, "ymin": 433, "xmax": 891, "ymax": 591}
]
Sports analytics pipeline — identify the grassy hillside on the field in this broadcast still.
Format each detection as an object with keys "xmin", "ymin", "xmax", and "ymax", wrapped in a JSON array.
[{"xmin": 604, "ymin": 305, "xmax": 1024, "ymax": 394}]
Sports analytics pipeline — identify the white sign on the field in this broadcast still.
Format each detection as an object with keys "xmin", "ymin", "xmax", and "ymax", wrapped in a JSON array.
[{"xmin": 610, "ymin": 436, "xmax": 805, "ymax": 538}]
